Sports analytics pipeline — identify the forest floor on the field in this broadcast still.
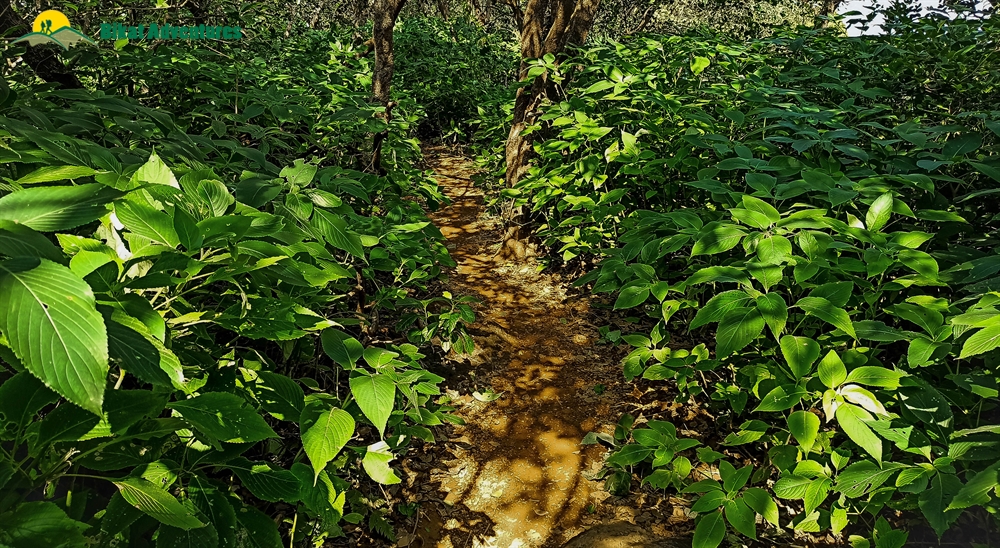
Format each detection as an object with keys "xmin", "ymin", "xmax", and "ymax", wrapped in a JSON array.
[{"xmin": 385, "ymin": 148, "xmax": 691, "ymax": 548}]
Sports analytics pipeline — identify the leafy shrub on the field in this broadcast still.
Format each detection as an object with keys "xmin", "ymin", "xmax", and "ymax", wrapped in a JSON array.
[
  {"xmin": 497, "ymin": 7, "xmax": 1000, "ymax": 547},
  {"xmin": 0, "ymin": 32, "xmax": 471, "ymax": 546}
]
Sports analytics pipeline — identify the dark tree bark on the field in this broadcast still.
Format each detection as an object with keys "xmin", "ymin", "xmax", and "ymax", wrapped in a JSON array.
[
  {"xmin": 504, "ymin": 0, "xmax": 600, "ymax": 188},
  {"xmin": 0, "ymin": 0, "xmax": 82, "ymax": 88},
  {"xmin": 819, "ymin": 0, "xmax": 841, "ymax": 26},
  {"xmin": 371, "ymin": 0, "xmax": 408, "ymax": 173}
]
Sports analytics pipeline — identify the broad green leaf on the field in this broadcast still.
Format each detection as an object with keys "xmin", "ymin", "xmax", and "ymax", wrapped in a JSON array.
[
  {"xmin": 113, "ymin": 477, "xmax": 204, "ymax": 530},
  {"xmin": 313, "ymin": 210, "xmax": 364, "ymax": 259},
  {"xmin": 754, "ymin": 385, "xmax": 806, "ymax": 412},
  {"xmin": 946, "ymin": 463, "xmax": 1000, "ymax": 511},
  {"xmin": 301, "ymin": 404, "xmax": 355, "ymax": 483},
  {"xmin": 865, "ymin": 193, "xmax": 893, "ymax": 232},
  {"xmin": 690, "ymin": 290, "xmax": 752, "ymax": 330},
  {"xmin": 773, "ymin": 475, "xmax": 811, "ymax": 499},
  {"xmin": 155, "ymin": 523, "xmax": 218, "ymax": 548},
  {"xmin": 114, "ymin": 202, "xmax": 179, "ymax": 247},
  {"xmin": 188, "ymin": 478, "xmax": 235, "ymax": 548},
  {"xmin": 349, "ymin": 374, "xmax": 395, "ymax": 438},
  {"xmin": 135, "ymin": 152, "xmax": 180, "ymax": 188},
  {"xmin": 691, "ymin": 224, "xmax": 745, "ymax": 256},
  {"xmin": 106, "ymin": 314, "xmax": 184, "ymax": 390},
  {"xmin": 959, "ymin": 324, "xmax": 1000, "ymax": 359},
  {"xmin": 172, "ymin": 206, "xmax": 203, "ymax": 250},
  {"xmin": 0, "ymin": 501, "xmax": 87, "ymax": 548},
  {"xmin": 691, "ymin": 490, "xmax": 726, "ymax": 512},
  {"xmin": 320, "ymin": 328, "xmax": 364, "ymax": 369},
  {"xmin": 742, "ymin": 487, "xmax": 779, "ymax": 527},
  {"xmin": 755, "ymin": 293, "xmax": 787, "ymax": 340},
  {"xmin": 614, "ymin": 285, "xmax": 650, "ymax": 309},
  {"xmin": 918, "ymin": 474, "xmax": 962, "ymax": 537},
  {"xmin": 756, "ymin": 235, "xmax": 792, "ymax": 264},
  {"xmin": 690, "ymin": 56, "xmax": 711, "ymax": 75},
  {"xmin": 835, "ymin": 404, "xmax": 882, "ymax": 463},
  {"xmin": 0, "ymin": 184, "xmax": 123, "ymax": 231},
  {"xmin": 788, "ymin": 410, "xmax": 820, "ymax": 453},
  {"xmin": 834, "ymin": 461, "xmax": 905, "ymax": 498},
  {"xmin": 229, "ymin": 458, "xmax": 299, "ymax": 503},
  {"xmin": 0, "ymin": 258, "xmax": 108, "ymax": 415},
  {"xmin": 230, "ymin": 499, "xmax": 282, "ymax": 548},
  {"xmin": 742, "ymin": 195, "xmax": 780, "ymax": 224},
  {"xmin": 844, "ymin": 366, "xmax": 904, "ymax": 389},
  {"xmin": 724, "ymin": 498, "xmax": 756, "ymax": 539},
  {"xmin": 361, "ymin": 441, "xmax": 402, "ymax": 485},
  {"xmin": 0, "ymin": 372, "xmax": 58, "ymax": 433},
  {"xmin": 0, "ymin": 221, "xmax": 63, "ymax": 261},
  {"xmin": 253, "ymin": 371, "xmax": 304, "ymax": 421},
  {"xmin": 898, "ymin": 249, "xmax": 939, "ymax": 278},
  {"xmin": 16, "ymin": 165, "xmax": 97, "ymax": 185},
  {"xmin": 607, "ymin": 444, "xmax": 653, "ymax": 466},
  {"xmin": 167, "ymin": 392, "xmax": 278, "ymax": 445},
  {"xmin": 796, "ymin": 296, "xmax": 857, "ymax": 339},
  {"xmin": 692, "ymin": 510, "xmax": 725, "ymax": 548},
  {"xmin": 780, "ymin": 336, "xmax": 820, "ymax": 379},
  {"xmin": 715, "ymin": 307, "xmax": 764, "ymax": 358}
]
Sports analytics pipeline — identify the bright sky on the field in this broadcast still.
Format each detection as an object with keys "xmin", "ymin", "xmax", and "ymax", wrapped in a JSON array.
[{"xmin": 840, "ymin": 0, "xmax": 992, "ymax": 35}]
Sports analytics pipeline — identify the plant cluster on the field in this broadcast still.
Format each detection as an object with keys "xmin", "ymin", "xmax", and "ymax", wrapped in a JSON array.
[
  {"xmin": 482, "ymin": 8, "xmax": 1000, "ymax": 547},
  {"xmin": 0, "ymin": 30, "xmax": 472, "ymax": 547}
]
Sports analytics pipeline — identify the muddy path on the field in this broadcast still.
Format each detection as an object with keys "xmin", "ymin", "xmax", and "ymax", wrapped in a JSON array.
[{"xmin": 388, "ymin": 148, "xmax": 684, "ymax": 548}]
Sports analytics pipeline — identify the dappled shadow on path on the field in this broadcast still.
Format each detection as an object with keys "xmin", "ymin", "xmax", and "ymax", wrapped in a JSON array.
[{"xmin": 392, "ymin": 148, "xmax": 629, "ymax": 548}]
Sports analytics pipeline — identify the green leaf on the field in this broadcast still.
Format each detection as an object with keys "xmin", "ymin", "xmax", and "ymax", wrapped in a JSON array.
[
  {"xmin": 780, "ymin": 336, "xmax": 820, "ymax": 379},
  {"xmin": 834, "ymin": 461, "xmax": 904, "ymax": 498},
  {"xmin": 755, "ymin": 293, "xmax": 787, "ymax": 340},
  {"xmin": 754, "ymin": 385, "xmax": 806, "ymax": 412},
  {"xmin": 607, "ymin": 444, "xmax": 653, "ymax": 466},
  {"xmin": 692, "ymin": 510, "xmax": 725, "ymax": 548},
  {"xmin": 919, "ymin": 473, "xmax": 962, "ymax": 537},
  {"xmin": 691, "ymin": 490, "xmax": 726, "ymax": 513},
  {"xmin": 724, "ymin": 498, "xmax": 756, "ymax": 539},
  {"xmin": 113, "ymin": 477, "xmax": 205, "ymax": 530},
  {"xmin": 941, "ymin": 132, "xmax": 982, "ymax": 158},
  {"xmin": 835, "ymin": 404, "xmax": 882, "ymax": 463},
  {"xmin": 0, "ymin": 184, "xmax": 123, "ymax": 231},
  {"xmin": 362, "ymin": 441, "xmax": 402, "ymax": 485},
  {"xmin": 742, "ymin": 487, "xmax": 779, "ymax": 527},
  {"xmin": 106, "ymin": 315, "xmax": 184, "ymax": 390},
  {"xmin": 854, "ymin": 320, "xmax": 907, "ymax": 342},
  {"xmin": 613, "ymin": 283, "xmax": 649, "ymax": 310},
  {"xmin": 844, "ymin": 366, "xmax": 904, "ymax": 389},
  {"xmin": 0, "ymin": 258, "xmax": 108, "ymax": 415},
  {"xmin": 0, "ymin": 502, "xmax": 87, "ymax": 548},
  {"xmin": 172, "ymin": 206, "xmax": 203, "ymax": 250},
  {"xmin": 690, "ymin": 56, "xmax": 711, "ymax": 75},
  {"xmin": 313, "ymin": 210, "xmax": 364, "ymax": 259},
  {"xmin": 788, "ymin": 410, "xmax": 820, "ymax": 453},
  {"xmin": 0, "ymin": 221, "xmax": 63, "ymax": 261},
  {"xmin": 946, "ymin": 463, "xmax": 1000, "ymax": 511},
  {"xmin": 16, "ymin": 165, "xmax": 97, "ymax": 185},
  {"xmin": 773, "ymin": 475, "xmax": 811, "ymax": 499},
  {"xmin": 865, "ymin": 193, "xmax": 893, "ymax": 232},
  {"xmin": 135, "ymin": 152, "xmax": 180, "ymax": 188},
  {"xmin": 229, "ymin": 458, "xmax": 299, "ymax": 504},
  {"xmin": 114, "ymin": 202, "xmax": 179, "ymax": 247},
  {"xmin": 0, "ymin": 372, "xmax": 58, "ymax": 434},
  {"xmin": 167, "ymin": 392, "xmax": 278, "ymax": 444},
  {"xmin": 796, "ymin": 296, "xmax": 857, "ymax": 339},
  {"xmin": 320, "ymin": 328, "xmax": 364, "ymax": 369},
  {"xmin": 715, "ymin": 307, "xmax": 764, "ymax": 358},
  {"xmin": 156, "ymin": 523, "xmax": 218, "ymax": 548},
  {"xmin": 189, "ymin": 478, "xmax": 235, "ymax": 548},
  {"xmin": 959, "ymin": 324, "xmax": 1000, "ymax": 359},
  {"xmin": 301, "ymin": 403, "xmax": 355, "ymax": 483},
  {"xmin": 690, "ymin": 290, "xmax": 752, "ymax": 330},
  {"xmin": 350, "ymin": 374, "xmax": 395, "ymax": 438},
  {"xmin": 253, "ymin": 371, "xmax": 303, "ymax": 421},
  {"xmin": 231, "ymin": 498, "xmax": 282, "ymax": 548},
  {"xmin": 691, "ymin": 224, "xmax": 745, "ymax": 256},
  {"xmin": 742, "ymin": 195, "xmax": 780, "ymax": 224}
]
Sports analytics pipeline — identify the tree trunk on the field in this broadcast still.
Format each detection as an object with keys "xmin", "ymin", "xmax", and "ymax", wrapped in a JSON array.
[
  {"xmin": 504, "ymin": 0, "xmax": 600, "ymax": 188},
  {"xmin": 371, "ymin": 0, "xmax": 408, "ymax": 173},
  {"xmin": 0, "ymin": 0, "xmax": 82, "ymax": 89},
  {"xmin": 819, "ymin": 0, "xmax": 841, "ymax": 26}
]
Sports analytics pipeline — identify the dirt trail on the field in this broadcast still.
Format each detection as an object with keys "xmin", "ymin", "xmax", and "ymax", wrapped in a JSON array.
[{"xmin": 393, "ymin": 148, "xmax": 652, "ymax": 548}]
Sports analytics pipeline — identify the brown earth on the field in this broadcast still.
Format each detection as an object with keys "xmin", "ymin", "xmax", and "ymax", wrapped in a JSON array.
[{"xmin": 387, "ymin": 148, "xmax": 690, "ymax": 548}]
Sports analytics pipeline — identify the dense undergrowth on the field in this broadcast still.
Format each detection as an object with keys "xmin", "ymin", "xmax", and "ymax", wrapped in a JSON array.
[
  {"xmin": 0, "ymin": 23, "xmax": 482, "ymax": 547},
  {"xmin": 472, "ymin": 8, "xmax": 1000, "ymax": 548},
  {"xmin": 2, "ymin": 3, "xmax": 1000, "ymax": 547}
]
